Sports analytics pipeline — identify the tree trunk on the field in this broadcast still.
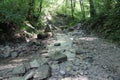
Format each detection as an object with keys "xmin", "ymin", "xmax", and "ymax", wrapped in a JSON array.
[
  {"xmin": 104, "ymin": 0, "xmax": 112, "ymax": 11},
  {"xmin": 79, "ymin": 0, "xmax": 86, "ymax": 19},
  {"xmin": 70, "ymin": 0, "xmax": 74, "ymax": 19},
  {"xmin": 65, "ymin": 0, "xmax": 68, "ymax": 15},
  {"xmin": 89, "ymin": 0, "xmax": 96, "ymax": 17},
  {"xmin": 27, "ymin": 0, "xmax": 35, "ymax": 20},
  {"xmin": 39, "ymin": 0, "xmax": 43, "ymax": 13}
]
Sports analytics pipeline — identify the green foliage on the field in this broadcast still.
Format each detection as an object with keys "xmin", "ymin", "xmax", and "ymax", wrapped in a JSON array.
[
  {"xmin": 83, "ymin": 1, "xmax": 120, "ymax": 43},
  {"xmin": 0, "ymin": 0, "xmax": 29, "ymax": 25},
  {"xmin": 0, "ymin": 0, "xmax": 119, "ymax": 44}
]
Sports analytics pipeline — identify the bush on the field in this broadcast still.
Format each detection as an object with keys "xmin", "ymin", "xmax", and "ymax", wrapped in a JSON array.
[{"xmin": 0, "ymin": 0, "xmax": 29, "ymax": 25}]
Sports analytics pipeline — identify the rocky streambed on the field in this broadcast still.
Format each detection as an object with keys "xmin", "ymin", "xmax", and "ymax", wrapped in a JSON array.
[{"xmin": 0, "ymin": 28, "xmax": 120, "ymax": 80}]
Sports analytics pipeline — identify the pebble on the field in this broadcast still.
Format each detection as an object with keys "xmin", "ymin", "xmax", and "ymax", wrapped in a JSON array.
[
  {"xmin": 54, "ymin": 43, "xmax": 61, "ymax": 46},
  {"xmin": 60, "ymin": 70, "xmax": 66, "ymax": 76}
]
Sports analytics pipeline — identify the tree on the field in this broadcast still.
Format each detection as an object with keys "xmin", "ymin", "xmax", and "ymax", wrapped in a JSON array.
[
  {"xmin": 89, "ymin": 0, "xmax": 96, "ymax": 17},
  {"xmin": 104, "ymin": 0, "xmax": 112, "ymax": 11},
  {"xmin": 79, "ymin": 0, "xmax": 86, "ymax": 19},
  {"xmin": 39, "ymin": 0, "xmax": 43, "ymax": 14},
  {"xmin": 27, "ymin": 0, "xmax": 35, "ymax": 20},
  {"xmin": 70, "ymin": 0, "xmax": 75, "ymax": 19}
]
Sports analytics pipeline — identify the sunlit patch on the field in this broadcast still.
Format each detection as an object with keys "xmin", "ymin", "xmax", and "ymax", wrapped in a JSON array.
[
  {"xmin": 0, "ymin": 64, "xmax": 18, "ymax": 70},
  {"xmin": 70, "ymin": 37, "xmax": 74, "ymax": 40},
  {"xmin": 11, "ymin": 58, "xmax": 28, "ymax": 63},
  {"xmin": 57, "ymin": 0, "xmax": 64, "ymax": 5},
  {"xmin": 61, "ymin": 76, "xmax": 89, "ymax": 80},
  {"xmin": 56, "ymin": 40, "xmax": 66, "ymax": 44},
  {"xmin": 47, "ymin": 15, "xmax": 52, "ymax": 20},
  {"xmin": 79, "ymin": 37, "xmax": 97, "ymax": 41}
]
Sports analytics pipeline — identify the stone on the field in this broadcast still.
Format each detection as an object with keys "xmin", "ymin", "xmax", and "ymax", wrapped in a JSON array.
[
  {"xmin": 30, "ymin": 59, "xmax": 40, "ymax": 68},
  {"xmin": 0, "ymin": 68, "xmax": 13, "ymax": 78},
  {"xmin": 3, "ymin": 46, "xmax": 11, "ymax": 58},
  {"xmin": 34, "ymin": 65, "xmax": 51, "ymax": 80},
  {"xmin": 28, "ymin": 39, "xmax": 42, "ymax": 46},
  {"xmin": 63, "ymin": 51, "xmax": 75, "ymax": 61},
  {"xmin": 41, "ymin": 53, "xmax": 49, "ymax": 58},
  {"xmin": 41, "ymin": 50, "xmax": 48, "ymax": 54},
  {"xmin": 37, "ymin": 33, "xmax": 48, "ymax": 40},
  {"xmin": 12, "ymin": 63, "xmax": 26, "ymax": 75},
  {"xmin": 24, "ymin": 70, "xmax": 35, "ymax": 80},
  {"xmin": 9, "ymin": 77, "xmax": 24, "ymax": 80},
  {"xmin": 83, "ymin": 57, "xmax": 94, "ymax": 63},
  {"xmin": 50, "ymin": 51, "xmax": 67, "ymax": 63},
  {"xmin": 60, "ymin": 70, "xmax": 66, "ymax": 76},
  {"xmin": 54, "ymin": 43, "xmax": 61, "ymax": 46},
  {"xmin": 73, "ymin": 59, "xmax": 82, "ymax": 66},
  {"xmin": 79, "ymin": 71, "xmax": 84, "ymax": 75},
  {"xmin": 50, "ymin": 64, "xmax": 59, "ymax": 71},
  {"xmin": 66, "ymin": 66, "xmax": 72, "ymax": 72},
  {"xmin": 108, "ymin": 76, "xmax": 114, "ymax": 80},
  {"xmin": 61, "ymin": 77, "xmax": 72, "ymax": 80},
  {"xmin": 68, "ymin": 27, "xmax": 74, "ymax": 31},
  {"xmin": 24, "ymin": 63, "xmax": 31, "ymax": 70},
  {"xmin": 0, "ymin": 77, "xmax": 3, "ymax": 80},
  {"xmin": 30, "ymin": 58, "xmax": 48, "ymax": 68},
  {"xmin": 37, "ymin": 58, "xmax": 48, "ymax": 65},
  {"xmin": 11, "ymin": 52, "xmax": 18, "ymax": 58},
  {"xmin": 113, "ymin": 75, "xmax": 120, "ymax": 80},
  {"xmin": 72, "ymin": 66, "xmax": 79, "ymax": 71},
  {"xmin": 83, "ymin": 71, "xmax": 88, "ymax": 75},
  {"xmin": 75, "ymin": 49, "xmax": 86, "ymax": 55}
]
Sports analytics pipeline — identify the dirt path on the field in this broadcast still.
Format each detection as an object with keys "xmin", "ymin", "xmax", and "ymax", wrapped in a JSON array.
[{"xmin": 0, "ymin": 22, "xmax": 120, "ymax": 80}]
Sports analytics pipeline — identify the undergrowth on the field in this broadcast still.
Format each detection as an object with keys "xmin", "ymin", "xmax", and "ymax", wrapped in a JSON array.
[{"xmin": 83, "ymin": 6, "xmax": 120, "ymax": 44}]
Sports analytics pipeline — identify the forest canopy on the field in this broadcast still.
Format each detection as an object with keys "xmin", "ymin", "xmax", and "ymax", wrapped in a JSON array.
[{"xmin": 0, "ymin": 0, "xmax": 120, "ymax": 43}]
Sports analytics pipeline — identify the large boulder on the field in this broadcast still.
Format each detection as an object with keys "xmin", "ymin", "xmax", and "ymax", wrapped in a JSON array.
[{"xmin": 37, "ymin": 32, "xmax": 53, "ymax": 40}]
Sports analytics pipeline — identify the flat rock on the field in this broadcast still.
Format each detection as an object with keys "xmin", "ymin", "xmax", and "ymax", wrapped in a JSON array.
[
  {"xmin": 34, "ymin": 64, "xmax": 51, "ymax": 80},
  {"xmin": 24, "ymin": 70, "xmax": 35, "ymax": 80},
  {"xmin": 60, "ymin": 70, "xmax": 66, "ymax": 76},
  {"xmin": 9, "ymin": 77, "xmax": 24, "ymax": 80},
  {"xmin": 83, "ymin": 57, "xmax": 94, "ymax": 63},
  {"xmin": 37, "ymin": 58, "xmax": 48, "ymax": 65},
  {"xmin": 24, "ymin": 63, "xmax": 31, "ymax": 70},
  {"xmin": 30, "ymin": 58, "xmax": 48, "ymax": 68},
  {"xmin": 30, "ymin": 59, "xmax": 40, "ymax": 68},
  {"xmin": 50, "ymin": 51, "xmax": 67, "ymax": 63},
  {"xmin": 0, "ymin": 68, "xmax": 13, "ymax": 78},
  {"xmin": 63, "ymin": 51, "xmax": 75, "ymax": 61},
  {"xmin": 75, "ymin": 48, "xmax": 87, "ymax": 55},
  {"xmin": 2, "ymin": 46, "xmax": 11, "ymax": 58},
  {"xmin": 11, "ymin": 52, "xmax": 18, "ymax": 58},
  {"xmin": 12, "ymin": 63, "xmax": 26, "ymax": 75}
]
